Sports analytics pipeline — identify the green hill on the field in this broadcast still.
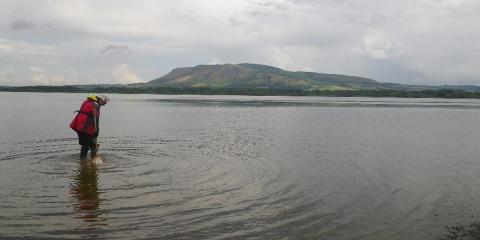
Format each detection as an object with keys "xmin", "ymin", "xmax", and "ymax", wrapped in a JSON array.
[
  {"xmin": 148, "ymin": 63, "xmax": 385, "ymax": 90},
  {"xmin": 3, "ymin": 63, "xmax": 480, "ymax": 98}
]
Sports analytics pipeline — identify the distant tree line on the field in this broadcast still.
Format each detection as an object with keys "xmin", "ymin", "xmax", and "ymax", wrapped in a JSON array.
[
  {"xmin": 2, "ymin": 85, "xmax": 480, "ymax": 98},
  {"xmin": 306, "ymin": 89, "xmax": 480, "ymax": 98}
]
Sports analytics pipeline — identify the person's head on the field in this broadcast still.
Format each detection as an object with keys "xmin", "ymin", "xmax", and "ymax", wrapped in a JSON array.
[
  {"xmin": 86, "ymin": 94, "xmax": 109, "ymax": 106},
  {"xmin": 96, "ymin": 95, "xmax": 109, "ymax": 106},
  {"xmin": 87, "ymin": 94, "xmax": 97, "ymax": 101}
]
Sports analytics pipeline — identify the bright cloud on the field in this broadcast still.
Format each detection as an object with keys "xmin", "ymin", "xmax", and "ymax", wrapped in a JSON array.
[
  {"xmin": 0, "ymin": 39, "xmax": 57, "ymax": 56},
  {"xmin": 112, "ymin": 64, "xmax": 144, "ymax": 84},
  {"xmin": 28, "ymin": 66, "xmax": 65, "ymax": 85},
  {"xmin": 363, "ymin": 32, "xmax": 393, "ymax": 59},
  {"xmin": 0, "ymin": 68, "xmax": 16, "ymax": 85}
]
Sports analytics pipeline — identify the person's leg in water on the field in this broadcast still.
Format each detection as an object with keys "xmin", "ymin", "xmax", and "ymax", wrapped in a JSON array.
[
  {"xmin": 78, "ymin": 133, "xmax": 90, "ymax": 159},
  {"xmin": 90, "ymin": 138, "xmax": 98, "ymax": 158},
  {"xmin": 80, "ymin": 145, "xmax": 89, "ymax": 159}
]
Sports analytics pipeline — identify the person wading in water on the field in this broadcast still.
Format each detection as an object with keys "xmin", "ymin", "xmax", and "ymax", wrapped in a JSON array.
[{"xmin": 70, "ymin": 95, "xmax": 109, "ymax": 159}]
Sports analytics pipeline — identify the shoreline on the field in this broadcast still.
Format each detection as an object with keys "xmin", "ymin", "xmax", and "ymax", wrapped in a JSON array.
[{"xmin": 1, "ymin": 86, "xmax": 480, "ymax": 99}]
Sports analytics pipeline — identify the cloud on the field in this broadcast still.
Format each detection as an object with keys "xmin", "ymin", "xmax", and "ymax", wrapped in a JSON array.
[
  {"xmin": 252, "ymin": 0, "xmax": 292, "ymax": 10},
  {"xmin": 25, "ymin": 66, "xmax": 99, "ymax": 85},
  {"xmin": 9, "ymin": 18, "xmax": 36, "ymax": 30},
  {"xmin": 100, "ymin": 44, "xmax": 132, "ymax": 55},
  {"xmin": 0, "ymin": 0, "xmax": 480, "ymax": 85},
  {"xmin": 362, "ymin": 32, "xmax": 393, "ymax": 59},
  {"xmin": 28, "ymin": 66, "xmax": 66, "ymax": 85},
  {"xmin": 262, "ymin": 46, "xmax": 312, "ymax": 71},
  {"xmin": 29, "ymin": 66, "xmax": 47, "ymax": 73},
  {"xmin": 112, "ymin": 64, "xmax": 144, "ymax": 84},
  {"xmin": 208, "ymin": 58, "xmax": 224, "ymax": 65},
  {"xmin": 0, "ymin": 39, "xmax": 57, "ymax": 56},
  {"xmin": 0, "ymin": 68, "xmax": 16, "ymax": 85}
]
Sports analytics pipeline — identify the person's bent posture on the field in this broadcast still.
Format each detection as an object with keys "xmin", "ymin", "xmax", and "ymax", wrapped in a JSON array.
[{"xmin": 70, "ymin": 95, "xmax": 108, "ymax": 159}]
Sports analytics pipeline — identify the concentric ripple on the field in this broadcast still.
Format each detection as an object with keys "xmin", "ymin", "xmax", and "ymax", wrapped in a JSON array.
[{"xmin": 0, "ymin": 135, "xmax": 311, "ymax": 239}]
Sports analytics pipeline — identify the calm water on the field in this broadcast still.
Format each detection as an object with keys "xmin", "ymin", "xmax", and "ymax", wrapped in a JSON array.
[{"xmin": 1, "ymin": 92, "xmax": 480, "ymax": 239}]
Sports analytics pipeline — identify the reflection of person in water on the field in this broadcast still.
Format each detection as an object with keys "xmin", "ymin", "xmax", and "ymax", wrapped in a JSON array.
[{"xmin": 70, "ymin": 160, "xmax": 106, "ymax": 225}]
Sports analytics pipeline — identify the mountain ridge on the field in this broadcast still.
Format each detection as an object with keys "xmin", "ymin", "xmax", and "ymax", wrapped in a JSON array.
[{"xmin": 148, "ymin": 63, "xmax": 384, "ymax": 90}]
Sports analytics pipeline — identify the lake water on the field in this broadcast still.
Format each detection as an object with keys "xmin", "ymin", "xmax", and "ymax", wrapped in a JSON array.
[{"xmin": 1, "ymin": 92, "xmax": 480, "ymax": 239}]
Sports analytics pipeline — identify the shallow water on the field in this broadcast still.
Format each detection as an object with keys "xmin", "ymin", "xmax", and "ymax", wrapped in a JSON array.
[{"xmin": 1, "ymin": 92, "xmax": 480, "ymax": 239}]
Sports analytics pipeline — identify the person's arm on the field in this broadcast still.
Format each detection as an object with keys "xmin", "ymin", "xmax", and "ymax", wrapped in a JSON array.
[
  {"xmin": 93, "ymin": 103, "xmax": 100, "ymax": 135},
  {"xmin": 93, "ymin": 114, "xmax": 98, "ymax": 134}
]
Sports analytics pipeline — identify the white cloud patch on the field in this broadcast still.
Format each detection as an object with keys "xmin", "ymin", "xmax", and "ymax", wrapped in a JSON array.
[
  {"xmin": 28, "ymin": 66, "xmax": 65, "ymax": 85},
  {"xmin": 262, "ymin": 46, "xmax": 313, "ymax": 72},
  {"xmin": 0, "ymin": 68, "xmax": 16, "ymax": 85},
  {"xmin": 0, "ymin": 39, "xmax": 57, "ymax": 56},
  {"xmin": 363, "ymin": 32, "xmax": 393, "ymax": 59},
  {"xmin": 29, "ymin": 66, "xmax": 47, "ymax": 73},
  {"xmin": 25, "ymin": 66, "xmax": 99, "ymax": 85},
  {"xmin": 112, "ymin": 64, "xmax": 144, "ymax": 84},
  {"xmin": 208, "ymin": 58, "xmax": 224, "ymax": 65}
]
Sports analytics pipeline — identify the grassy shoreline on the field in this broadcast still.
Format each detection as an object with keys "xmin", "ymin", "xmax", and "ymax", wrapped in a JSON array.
[{"xmin": 1, "ymin": 85, "xmax": 480, "ymax": 98}]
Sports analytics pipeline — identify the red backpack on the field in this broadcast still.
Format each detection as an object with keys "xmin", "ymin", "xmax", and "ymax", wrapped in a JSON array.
[{"xmin": 69, "ymin": 100, "xmax": 100, "ymax": 136}]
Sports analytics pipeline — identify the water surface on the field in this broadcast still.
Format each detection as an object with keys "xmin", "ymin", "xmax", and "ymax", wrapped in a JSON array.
[{"xmin": 1, "ymin": 92, "xmax": 480, "ymax": 239}]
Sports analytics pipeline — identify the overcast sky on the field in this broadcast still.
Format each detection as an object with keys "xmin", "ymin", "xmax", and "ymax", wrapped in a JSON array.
[{"xmin": 0, "ymin": 0, "xmax": 479, "ymax": 86}]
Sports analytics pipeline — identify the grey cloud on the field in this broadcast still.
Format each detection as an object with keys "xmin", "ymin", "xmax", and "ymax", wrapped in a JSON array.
[
  {"xmin": 247, "ymin": 11, "xmax": 262, "ymax": 18},
  {"xmin": 229, "ymin": 16, "xmax": 244, "ymax": 26},
  {"xmin": 368, "ymin": 14, "xmax": 388, "ymax": 26},
  {"xmin": 253, "ymin": 1, "xmax": 289, "ymax": 10},
  {"xmin": 101, "ymin": 44, "xmax": 132, "ymax": 55},
  {"xmin": 9, "ymin": 18, "xmax": 36, "ymax": 30},
  {"xmin": 342, "ymin": 13, "xmax": 389, "ymax": 27}
]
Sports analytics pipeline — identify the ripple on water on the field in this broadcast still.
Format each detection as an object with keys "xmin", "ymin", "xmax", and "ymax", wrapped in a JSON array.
[
  {"xmin": 2, "ymin": 133, "xmax": 477, "ymax": 239},
  {"xmin": 0, "ymin": 135, "xmax": 310, "ymax": 239}
]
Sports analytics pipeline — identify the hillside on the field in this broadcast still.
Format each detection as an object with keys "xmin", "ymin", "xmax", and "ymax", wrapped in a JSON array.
[
  {"xmin": 3, "ymin": 63, "xmax": 480, "ymax": 98},
  {"xmin": 148, "ymin": 63, "xmax": 386, "ymax": 90}
]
